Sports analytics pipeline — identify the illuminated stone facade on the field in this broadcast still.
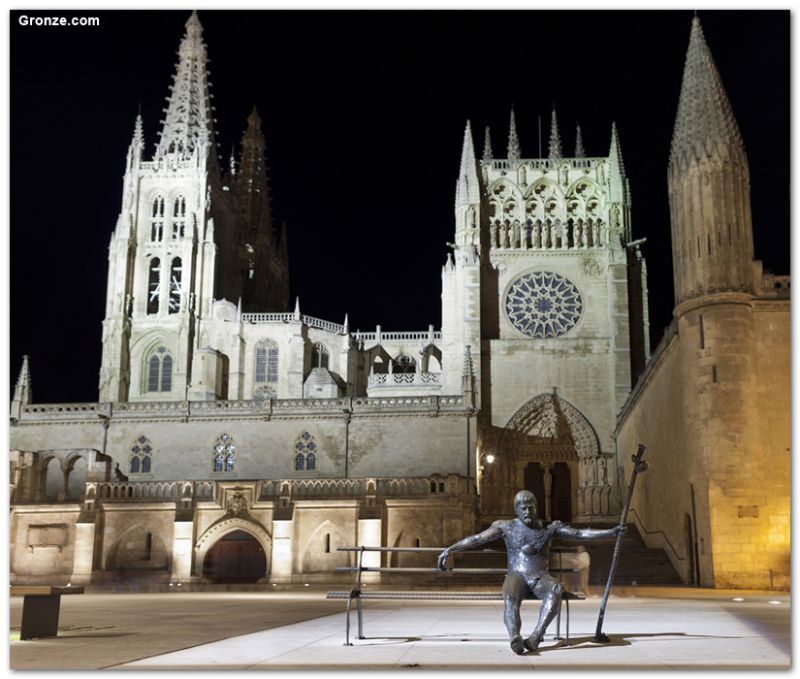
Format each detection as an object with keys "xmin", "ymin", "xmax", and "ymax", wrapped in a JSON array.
[{"xmin": 9, "ymin": 14, "xmax": 788, "ymax": 589}]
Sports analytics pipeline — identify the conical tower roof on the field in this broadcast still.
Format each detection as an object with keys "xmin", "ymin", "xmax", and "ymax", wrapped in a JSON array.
[
  {"xmin": 155, "ymin": 11, "xmax": 217, "ymax": 158},
  {"xmin": 669, "ymin": 16, "xmax": 744, "ymax": 168}
]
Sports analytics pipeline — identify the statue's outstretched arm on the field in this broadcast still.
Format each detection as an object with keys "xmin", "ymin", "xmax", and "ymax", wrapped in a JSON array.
[
  {"xmin": 437, "ymin": 522, "xmax": 504, "ymax": 570},
  {"xmin": 555, "ymin": 523, "xmax": 625, "ymax": 540}
]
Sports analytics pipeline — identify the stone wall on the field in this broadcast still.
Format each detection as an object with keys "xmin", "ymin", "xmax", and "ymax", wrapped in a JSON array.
[{"xmin": 616, "ymin": 299, "xmax": 790, "ymax": 589}]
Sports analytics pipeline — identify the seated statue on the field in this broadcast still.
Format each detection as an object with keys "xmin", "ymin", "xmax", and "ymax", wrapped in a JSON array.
[{"xmin": 438, "ymin": 489, "xmax": 624, "ymax": 654}]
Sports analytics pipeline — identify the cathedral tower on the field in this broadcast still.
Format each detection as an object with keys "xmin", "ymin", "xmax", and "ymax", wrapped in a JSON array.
[
  {"xmin": 230, "ymin": 108, "xmax": 289, "ymax": 312},
  {"xmin": 99, "ymin": 12, "xmax": 237, "ymax": 402},
  {"xmin": 658, "ymin": 17, "xmax": 789, "ymax": 587},
  {"xmin": 668, "ymin": 18, "xmax": 755, "ymax": 305}
]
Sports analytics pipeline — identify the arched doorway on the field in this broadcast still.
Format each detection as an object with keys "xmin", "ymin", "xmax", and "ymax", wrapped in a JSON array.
[
  {"xmin": 203, "ymin": 530, "xmax": 266, "ymax": 583},
  {"xmin": 551, "ymin": 462, "xmax": 572, "ymax": 522},
  {"xmin": 524, "ymin": 463, "xmax": 546, "ymax": 517}
]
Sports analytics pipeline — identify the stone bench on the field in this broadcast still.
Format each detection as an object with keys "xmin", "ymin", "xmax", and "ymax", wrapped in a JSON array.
[{"xmin": 326, "ymin": 546, "xmax": 584, "ymax": 646}]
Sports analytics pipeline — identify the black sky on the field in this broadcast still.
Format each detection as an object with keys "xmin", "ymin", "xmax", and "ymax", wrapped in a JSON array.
[{"xmin": 9, "ymin": 9, "xmax": 790, "ymax": 404}]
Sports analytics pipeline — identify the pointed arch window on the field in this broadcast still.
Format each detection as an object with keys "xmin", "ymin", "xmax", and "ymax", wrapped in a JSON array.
[
  {"xmin": 213, "ymin": 433, "xmax": 236, "ymax": 472},
  {"xmin": 147, "ymin": 346, "xmax": 173, "ymax": 392},
  {"xmin": 311, "ymin": 343, "xmax": 329, "ymax": 369},
  {"xmin": 130, "ymin": 435, "xmax": 153, "ymax": 474},
  {"xmin": 172, "ymin": 196, "xmax": 186, "ymax": 239},
  {"xmin": 294, "ymin": 431, "xmax": 318, "ymax": 471},
  {"xmin": 168, "ymin": 258, "xmax": 182, "ymax": 314},
  {"xmin": 147, "ymin": 258, "xmax": 161, "ymax": 315},
  {"xmin": 255, "ymin": 339, "xmax": 279, "ymax": 385},
  {"xmin": 151, "ymin": 196, "xmax": 165, "ymax": 242}
]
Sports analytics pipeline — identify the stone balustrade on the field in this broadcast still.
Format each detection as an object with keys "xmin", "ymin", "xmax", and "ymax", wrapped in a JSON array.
[
  {"xmin": 489, "ymin": 157, "xmax": 602, "ymax": 171},
  {"xmin": 259, "ymin": 474, "xmax": 468, "ymax": 500},
  {"xmin": 241, "ymin": 312, "xmax": 347, "ymax": 334},
  {"xmin": 17, "ymin": 394, "xmax": 468, "ymax": 423},
  {"xmin": 368, "ymin": 372, "xmax": 442, "ymax": 387},
  {"xmin": 86, "ymin": 480, "xmax": 215, "ymax": 502}
]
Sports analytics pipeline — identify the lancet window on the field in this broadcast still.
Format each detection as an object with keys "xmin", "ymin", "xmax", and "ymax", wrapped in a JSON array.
[
  {"xmin": 172, "ymin": 196, "xmax": 186, "ymax": 239},
  {"xmin": 151, "ymin": 196, "xmax": 165, "ymax": 242},
  {"xmin": 168, "ymin": 258, "xmax": 182, "ymax": 314},
  {"xmin": 255, "ymin": 340, "xmax": 279, "ymax": 384},
  {"xmin": 311, "ymin": 343, "xmax": 329, "ymax": 370},
  {"xmin": 147, "ymin": 258, "xmax": 161, "ymax": 315},
  {"xmin": 147, "ymin": 345, "xmax": 173, "ymax": 392}
]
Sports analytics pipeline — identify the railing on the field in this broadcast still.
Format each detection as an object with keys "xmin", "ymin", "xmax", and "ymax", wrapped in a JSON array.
[
  {"xmin": 240, "ymin": 312, "xmax": 347, "ymax": 334},
  {"xmin": 368, "ymin": 372, "xmax": 442, "ymax": 387},
  {"xmin": 87, "ymin": 480, "xmax": 215, "ymax": 502},
  {"xmin": 489, "ymin": 157, "xmax": 603, "ymax": 171},
  {"xmin": 358, "ymin": 331, "xmax": 442, "ymax": 343},
  {"xmin": 259, "ymin": 474, "xmax": 468, "ymax": 500},
  {"xmin": 241, "ymin": 312, "xmax": 295, "ymax": 323}
]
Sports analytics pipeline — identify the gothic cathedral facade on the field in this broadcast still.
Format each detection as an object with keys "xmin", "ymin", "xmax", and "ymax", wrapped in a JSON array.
[{"xmin": 10, "ymin": 13, "xmax": 789, "ymax": 589}]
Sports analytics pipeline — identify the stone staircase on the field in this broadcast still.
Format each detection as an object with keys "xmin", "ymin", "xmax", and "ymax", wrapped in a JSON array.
[
  {"xmin": 554, "ymin": 523, "xmax": 684, "ymax": 586},
  {"xmin": 378, "ymin": 523, "xmax": 683, "ymax": 589}
]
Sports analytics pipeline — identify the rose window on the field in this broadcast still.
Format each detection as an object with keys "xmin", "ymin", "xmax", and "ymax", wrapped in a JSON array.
[{"xmin": 505, "ymin": 271, "xmax": 583, "ymax": 338}]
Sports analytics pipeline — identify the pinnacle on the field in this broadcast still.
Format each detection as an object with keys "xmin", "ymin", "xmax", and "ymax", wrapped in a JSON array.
[
  {"xmin": 507, "ymin": 106, "xmax": 521, "ymax": 160},
  {"xmin": 455, "ymin": 120, "xmax": 480, "ymax": 208},
  {"xmin": 548, "ymin": 107, "xmax": 562, "ymax": 160},
  {"xmin": 483, "ymin": 125, "xmax": 493, "ymax": 162},
  {"xmin": 248, "ymin": 106, "xmax": 261, "ymax": 127},
  {"xmin": 609, "ymin": 121, "xmax": 625, "ymax": 175},
  {"xmin": 670, "ymin": 15, "xmax": 744, "ymax": 168},
  {"xmin": 574, "ymin": 123, "xmax": 585, "ymax": 158}
]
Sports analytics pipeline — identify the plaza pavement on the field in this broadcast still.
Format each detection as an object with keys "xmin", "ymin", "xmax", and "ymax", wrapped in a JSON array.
[{"xmin": 9, "ymin": 586, "xmax": 790, "ymax": 671}]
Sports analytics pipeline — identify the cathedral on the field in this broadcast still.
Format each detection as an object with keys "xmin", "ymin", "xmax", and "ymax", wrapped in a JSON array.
[{"xmin": 9, "ymin": 13, "xmax": 789, "ymax": 590}]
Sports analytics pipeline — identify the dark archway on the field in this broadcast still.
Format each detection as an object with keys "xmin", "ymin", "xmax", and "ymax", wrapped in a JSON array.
[
  {"xmin": 203, "ymin": 530, "xmax": 266, "ymax": 583},
  {"xmin": 524, "ymin": 462, "xmax": 545, "ymax": 516},
  {"xmin": 551, "ymin": 462, "xmax": 572, "ymax": 522}
]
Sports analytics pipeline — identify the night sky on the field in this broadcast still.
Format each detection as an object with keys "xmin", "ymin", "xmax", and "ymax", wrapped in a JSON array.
[{"xmin": 9, "ymin": 9, "xmax": 790, "ymax": 404}]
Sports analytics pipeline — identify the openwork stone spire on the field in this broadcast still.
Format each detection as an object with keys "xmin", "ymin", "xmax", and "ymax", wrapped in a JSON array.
[
  {"xmin": 548, "ymin": 107, "xmax": 562, "ymax": 160},
  {"xmin": 234, "ymin": 107, "xmax": 272, "ymax": 241},
  {"xmin": 507, "ymin": 107, "xmax": 521, "ymax": 160},
  {"xmin": 455, "ymin": 120, "xmax": 480, "ymax": 208},
  {"xmin": 483, "ymin": 125, "xmax": 493, "ymax": 162},
  {"xmin": 155, "ymin": 11, "xmax": 215, "ymax": 158},
  {"xmin": 669, "ymin": 16, "xmax": 745, "ymax": 169},
  {"xmin": 574, "ymin": 123, "xmax": 585, "ymax": 158}
]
